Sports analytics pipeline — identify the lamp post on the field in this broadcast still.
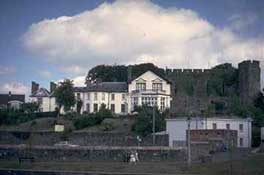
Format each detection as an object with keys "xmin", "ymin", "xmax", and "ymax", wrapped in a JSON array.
[{"xmin": 187, "ymin": 116, "xmax": 191, "ymax": 168}]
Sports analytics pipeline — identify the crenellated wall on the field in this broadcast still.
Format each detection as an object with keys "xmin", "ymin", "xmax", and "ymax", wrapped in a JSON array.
[{"xmin": 165, "ymin": 60, "xmax": 261, "ymax": 115}]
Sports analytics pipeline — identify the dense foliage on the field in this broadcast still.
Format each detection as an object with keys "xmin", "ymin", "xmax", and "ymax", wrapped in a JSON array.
[
  {"xmin": 54, "ymin": 79, "xmax": 76, "ymax": 113},
  {"xmin": 132, "ymin": 106, "xmax": 166, "ymax": 136},
  {"xmin": 207, "ymin": 64, "xmax": 238, "ymax": 96},
  {"xmin": 85, "ymin": 63, "xmax": 165, "ymax": 84},
  {"xmin": 0, "ymin": 110, "xmax": 57, "ymax": 126},
  {"xmin": 73, "ymin": 104, "xmax": 114, "ymax": 130}
]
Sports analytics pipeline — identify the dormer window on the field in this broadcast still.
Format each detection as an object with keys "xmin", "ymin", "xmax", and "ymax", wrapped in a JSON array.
[
  {"xmin": 136, "ymin": 78, "xmax": 146, "ymax": 91},
  {"xmin": 152, "ymin": 78, "xmax": 163, "ymax": 91},
  {"xmin": 152, "ymin": 83, "xmax": 162, "ymax": 91}
]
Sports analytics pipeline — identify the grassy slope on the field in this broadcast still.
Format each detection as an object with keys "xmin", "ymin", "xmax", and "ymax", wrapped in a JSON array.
[{"xmin": 0, "ymin": 154, "xmax": 263, "ymax": 175}]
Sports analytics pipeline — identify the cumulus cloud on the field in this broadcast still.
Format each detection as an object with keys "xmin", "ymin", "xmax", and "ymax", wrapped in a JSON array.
[
  {"xmin": 38, "ymin": 70, "xmax": 52, "ymax": 79},
  {"xmin": 22, "ymin": 0, "xmax": 263, "ymax": 83},
  {"xmin": 0, "ymin": 66, "xmax": 16, "ymax": 75},
  {"xmin": 56, "ymin": 76, "xmax": 86, "ymax": 87},
  {"xmin": 0, "ymin": 82, "xmax": 29, "ymax": 94}
]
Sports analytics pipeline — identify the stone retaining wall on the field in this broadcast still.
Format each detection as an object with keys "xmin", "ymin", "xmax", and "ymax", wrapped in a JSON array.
[
  {"xmin": 0, "ymin": 131, "xmax": 168, "ymax": 146},
  {"xmin": 0, "ymin": 145, "xmax": 186, "ymax": 162}
]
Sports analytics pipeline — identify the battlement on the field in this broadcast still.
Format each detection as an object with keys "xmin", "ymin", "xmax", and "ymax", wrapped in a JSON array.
[
  {"xmin": 238, "ymin": 60, "xmax": 260, "ymax": 67},
  {"xmin": 166, "ymin": 68, "xmax": 211, "ymax": 75}
]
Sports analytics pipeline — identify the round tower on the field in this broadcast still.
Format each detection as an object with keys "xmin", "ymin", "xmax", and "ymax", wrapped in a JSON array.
[{"xmin": 238, "ymin": 60, "xmax": 261, "ymax": 105}]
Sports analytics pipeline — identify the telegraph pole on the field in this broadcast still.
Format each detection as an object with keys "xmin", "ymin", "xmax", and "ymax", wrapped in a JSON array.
[
  {"xmin": 152, "ymin": 106, "xmax": 156, "ymax": 145},
  {"xmin": 187, "ymin": 116, "xmax": 191, "ymax": 168}
]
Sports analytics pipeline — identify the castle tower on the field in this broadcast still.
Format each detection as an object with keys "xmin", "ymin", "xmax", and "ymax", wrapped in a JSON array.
[{"xmin": 238, "ymin": 60, "xmax": 261, "ymax": 105}]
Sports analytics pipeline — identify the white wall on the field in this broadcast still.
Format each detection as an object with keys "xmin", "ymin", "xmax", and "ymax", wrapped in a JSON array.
[
  {"xmin": 166, "ymin": 118, "xmax": 252, "ymax": 148},
  {"xmin": 74, "ymin": 91, "xmax": 128, "ymax": 114},
  {"xmin": 128, "ymin": 71, "xmax": 171, "ymax": 112}
]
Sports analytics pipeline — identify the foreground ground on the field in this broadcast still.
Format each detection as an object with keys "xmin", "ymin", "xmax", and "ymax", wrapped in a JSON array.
[{"xmin": 0, "ymin": 154, "xmax": 263, "ymax": 175}]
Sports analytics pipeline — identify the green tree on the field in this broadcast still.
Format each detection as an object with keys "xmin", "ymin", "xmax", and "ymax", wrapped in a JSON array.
[
  {"xmin": 76, "ymin": 99, "xmax": 83, "ymax": 114},
  {"xmin": 132, "ymin": 106, "xmax": 166, "ymax": 136},
  {"xmin": 54, "ymin": 79, "xmax": 76, "ymax": 114},
  {"xmin": 21, "ymin": 102, "xmax": 39, "ymax": 113}
]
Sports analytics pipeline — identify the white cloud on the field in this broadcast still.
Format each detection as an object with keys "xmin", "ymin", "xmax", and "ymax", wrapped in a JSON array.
[
  {"xmin": 56, "ymin": 75, "xmax": 86, "ymax": 87},
  {"xmin": 0, "ymin": 82, "xmax": 29, "ymax": 95},
  {"xmin": 22, "ymin": 0, "xmax": 263, "ymax": 84},
  {"xmin": 0, "ymin": 66, "xmax": 16, "ymax": 75},
  {"xmin": 38, "ymin": 70, "xmax": 52, "ymax": 79}
]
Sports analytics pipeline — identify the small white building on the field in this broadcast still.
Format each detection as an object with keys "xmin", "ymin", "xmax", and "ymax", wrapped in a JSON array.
[
  {"xmin": 166, "ymin": 117, "xmax": 252, "ymax": 148},
  {"xmin": 29, "ymin": 81, "xmax": 57, "ymax": 112}
]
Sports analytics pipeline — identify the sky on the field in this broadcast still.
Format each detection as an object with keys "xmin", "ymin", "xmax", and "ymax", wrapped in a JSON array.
[{"xmin": 0, "ymin": 0, "xmax": 263, "ymax": 99}]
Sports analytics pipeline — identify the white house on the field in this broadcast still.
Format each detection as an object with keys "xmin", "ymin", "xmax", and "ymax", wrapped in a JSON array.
[
  {"xmin": 29, "ymin": 70, "xmax": 172, "ymax": 115},
  {"xmin": 166, "ymin": 117, "xmax": 252, "ymax": 148},
  {"xmin": 73, "ymin": 70, "xmax": 171, "ymax": 114},
  {"xmin": 29, "ymin": 82, "xmax": 57, "ymax": 112},
  {"xmin": 128, "ymin": 70, "xmax": 172, "ymax": 112},
  {"xmin": 73, "ymin": 82, "xmax": 128, "ymax": 114}
]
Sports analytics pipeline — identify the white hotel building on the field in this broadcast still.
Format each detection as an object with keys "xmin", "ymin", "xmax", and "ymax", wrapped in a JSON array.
[
  {"xmin": 30, "ymin": 70, "xmax": 172, "ymax": 114},
  {"xmin": 74, "ymin": 70, "xmax": 172, "ymax": 114}
]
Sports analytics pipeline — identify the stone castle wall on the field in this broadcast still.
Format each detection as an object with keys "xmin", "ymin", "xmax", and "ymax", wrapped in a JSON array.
[{"xmin": 166, "ymin": 60, "xmax": 261, "ymax": 115}]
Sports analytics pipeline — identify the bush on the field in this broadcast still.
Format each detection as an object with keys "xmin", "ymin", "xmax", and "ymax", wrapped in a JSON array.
[{"xmin": 74, "ymin": 115, "xmax": 102, "ymax": 130}]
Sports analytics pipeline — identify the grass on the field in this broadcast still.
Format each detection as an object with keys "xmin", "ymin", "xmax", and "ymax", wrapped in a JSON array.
[{"xmin": 0, "ymin": 154, "xmax": 264, "ymax": 175}]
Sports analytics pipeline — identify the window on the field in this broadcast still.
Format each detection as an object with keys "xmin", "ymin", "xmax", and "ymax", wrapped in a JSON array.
[
  {"xmin": 110, "ymin": 104, "xmax": 115, "ymax": 113},
  {"xmin": 213, "ymin": 123, "xmax": 217, "ymax": 129},
  {"xmin": 152, "ymin": 83, "xmax": 162, "ymax": 91},
  {"xmin": 136, "ymin": 83, "xmax": 146, "ymax": 91},
  {"xmin": 121, "ymin": 104, "xmax": 126, "ymax": 113},
  {"xmin": 93, "ymin": 103, "xmax": 98, "ymax": 112},
  {"xmin": 102, "ymin": 93, "xmax": 105, "ymax": 101},
  {"xmin": 142, "ymin": 96, "xmax": 158, "ymax": 107},
  {"xmin": 160, "ymin": 97, "xmax": 165, "ymax": 110},
  {"xmin": 77, "ymin": 93, "xmax": 80, "ymax": 100},
  {"xmin": 122, "ymin": 94, "xmax": 126, "ymax": 100},
  {"xmin": 239, "ymin": 138, "xmax": 243, "ymax": 146},
  {"xmin": 86, "ymin": 103, "xmax": 90, "ymax": 113},
  {"xmin": 111, "ymin": 94, "xmax": 115, "ymax": 101},
  {"xmin": 87, "ymin": 93, "xmax": 90, "ymax": 100},
  {"xmin": 37, "ymin": 97, "xmax": 43, "ymax": 104},
  {"xmin": 94, "ymin": 92, "xmax": 97, "ymax": 101},
  {"xmin": 239, "ymin": 124, "xmax": 243, "ymax": 132},
  {"xmin": 226, "ymin": 123, "xmax": 230, "ymax": 130}
]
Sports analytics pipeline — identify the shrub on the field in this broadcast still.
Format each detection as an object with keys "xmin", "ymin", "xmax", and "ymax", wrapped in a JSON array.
[{"xmin": 74, "ymin": 116, "xmax": 102, "ymax": 130}]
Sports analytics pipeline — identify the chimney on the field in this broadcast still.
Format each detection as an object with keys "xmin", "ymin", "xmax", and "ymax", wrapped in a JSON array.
[
  {"xmin": 31, "ymin": 81, "xmax": 39, "ymax": 94},
  {"xmin": 50, "ymin": 82, "xmax": 57, "ymax": 93},
  {"xmin": 128, "ymin": 66, "xmax": 132, "ymax": 82}
]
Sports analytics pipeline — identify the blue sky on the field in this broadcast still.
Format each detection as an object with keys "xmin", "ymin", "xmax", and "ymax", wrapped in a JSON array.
[{"xmin": 0, "ymin": 0, "xmax": 263, "ymax": 96}]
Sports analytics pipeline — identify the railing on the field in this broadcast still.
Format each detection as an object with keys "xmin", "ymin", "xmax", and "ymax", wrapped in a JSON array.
[{"xmin": 131, "ymin": 89, "xmax": 166, "ymax": 94}]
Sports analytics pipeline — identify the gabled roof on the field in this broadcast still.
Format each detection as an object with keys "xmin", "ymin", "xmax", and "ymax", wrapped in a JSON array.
[
  {"xmin": 128, "ymin": 70, "xmax": 172, "ymax": 84},
  {"xmin": 0, "ymin": 94, "xmax": 25, "ymax": 105},
  {"xmin": 30, "ymin": 88, "xmax": 50, "ymax": 97},
  {"xmin": 74, "ymin": 82, "xmax": 128, "ymax": 93}
]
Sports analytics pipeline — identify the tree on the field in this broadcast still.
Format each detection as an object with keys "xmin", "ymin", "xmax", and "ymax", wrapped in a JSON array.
[
  {"xmin": 54, "ymin": 79, "xmax": 76, "ymax": 114},
  {"xmin": 254, "ymin": 91, "xmax": 264, "ymax": 111},
  {"xmin": 76, "ymin": 99, "xmax": 83, "ymax": 114},
  {"xmin": 132, "ymin": 106, "xmax": 166, "ymax": 136},
  {"xmin": 21, "ymin": 102, "xmax": 39, "ymax": 113}
]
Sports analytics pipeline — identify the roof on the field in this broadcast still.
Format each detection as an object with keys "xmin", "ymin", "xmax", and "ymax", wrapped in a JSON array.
[
  {"xmin": 30, "ymin": 88, "xmax": 50, "ymax": 97},
  {"xmin": 128, "ymin": 70, "xmax": 172, "ymax": 84},
  {"xmin": 0, "ymin": 94, "xmax": 25, "ymax": 105},
  {"xmin": 74, "ymin": 82, "xmax": 128, "ymax": 93},
  {"xmin": 166, "ymin": 117, "xmax": 252, "ymax": 122}
]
